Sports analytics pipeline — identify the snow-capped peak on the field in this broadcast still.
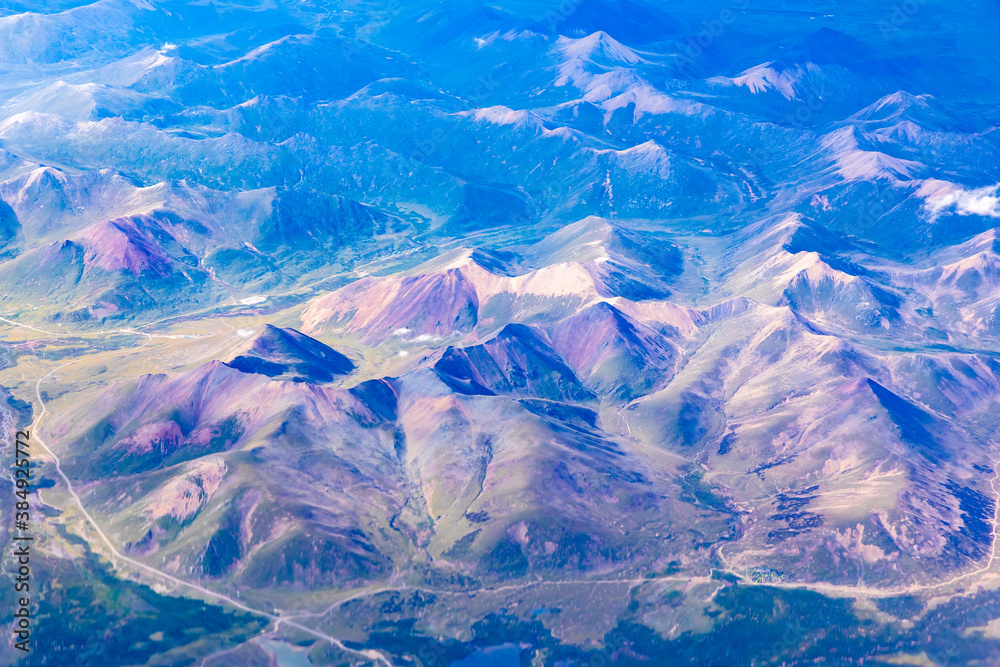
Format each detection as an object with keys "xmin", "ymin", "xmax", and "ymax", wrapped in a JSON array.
[{"xmin": 557, "ymin": 31, "xmax": 644, "ymax": 66}]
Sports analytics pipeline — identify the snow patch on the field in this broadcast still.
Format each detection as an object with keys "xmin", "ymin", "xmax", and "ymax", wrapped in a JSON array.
[
  {"xmin": 821, "ymin": 127, "xmax": 921, "ymax": 182},
  {"xmin": 468, "ymin": 105, "xmax": 539, "ymax": 127},
  {"xmin": 602, "ymin": 83, "xmax": 707, "ymax": 119},
  {"xmin": 713, "ymin": 62, "xmax": 814, "ymax": 101}
]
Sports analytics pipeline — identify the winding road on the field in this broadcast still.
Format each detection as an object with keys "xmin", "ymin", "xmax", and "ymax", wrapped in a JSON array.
[
  {"xmin": 3, "ymin": 318, "xmax": 394, "ymax": 666},
  {"xmin": 4, "ymin": 313, "xmax": 1000, "ymax": 663}
]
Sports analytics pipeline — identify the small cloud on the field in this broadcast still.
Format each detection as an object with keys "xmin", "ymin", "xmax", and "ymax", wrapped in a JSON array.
[
  {"xmin": 391, "ymin": 328, "xmax": 412, "ymax": 337},
  {"xmin": 414, "ymin": 334, "xmax": 442, "ymax": 343},
  {"xmin": 236, "ymin": 329, "xmax": 254, "ymax": 338},
  {"xmin": 924, "ymin": 182, "xmax": 1000, "ymax": 219},
  {"xmin": 239, "ymin": 296, "xmax": 267, "ymax": 305},
  {"xmin": 397, "ymin": 350, "xmax": 409, "ymax": 358}
]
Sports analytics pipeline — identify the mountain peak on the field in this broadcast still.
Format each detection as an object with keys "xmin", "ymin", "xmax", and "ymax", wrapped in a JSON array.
[
  {"xmin": 224, "ymin": 325, "xmax": 354, "ymax": 383},
  {"xmin": 78, "ymin": 217, "xmax": 172, "ymax": 277},
  {"xmin": 558, "ymin": 31, "xmax": 644, "ymax": 66},
  {"xmin": 848, "ymin": 91, "xmax": 974, "ymax": 133},
  {"xmin": 720, "ymin": 61, "xmax": 810, "ymax": 101}
]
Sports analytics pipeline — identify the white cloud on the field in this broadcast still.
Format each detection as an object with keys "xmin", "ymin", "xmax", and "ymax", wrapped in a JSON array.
[
  {"xmin": 391, "ymin": 328, "xmax": 412, "ymax": 336},
  {"xmin": 924, "ymin": 182, "xmax": 1000, "ymax": 219}
]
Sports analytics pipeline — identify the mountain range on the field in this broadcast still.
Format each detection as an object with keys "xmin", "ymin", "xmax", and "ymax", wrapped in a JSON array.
[{"xmin": 1, "ymin": 0, "xmax": 1000, "ymax": 665}]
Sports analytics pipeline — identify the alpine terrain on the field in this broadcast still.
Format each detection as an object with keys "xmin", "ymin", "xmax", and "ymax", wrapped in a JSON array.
[{"xmin": 1, "ymin": 0, "xmax": 1000, "ymax": 665}]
